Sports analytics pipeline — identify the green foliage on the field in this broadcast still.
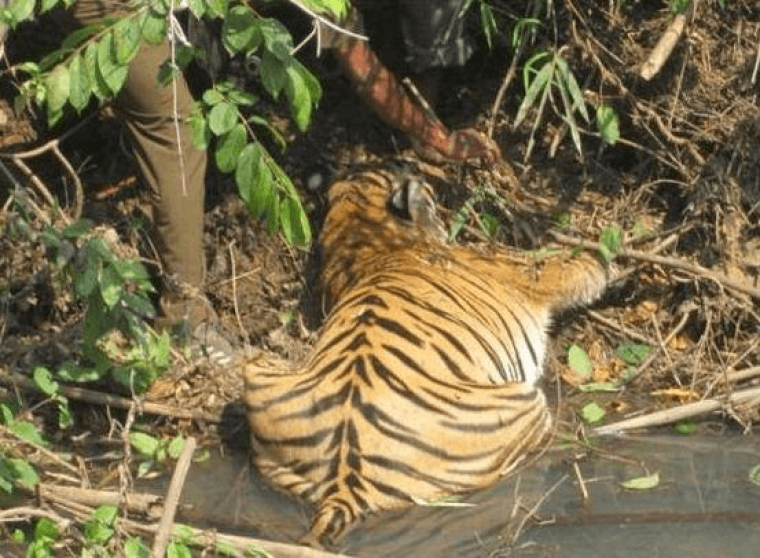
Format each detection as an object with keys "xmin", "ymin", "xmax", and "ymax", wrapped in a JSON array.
[
  {"xmin": 515, "ymin": 49, "xmax": 590, "ymax": 159},
  {"xmin": 124, "ymin": 537, "xmax": 151, "ymax": 558},
  {"xmin": 567, "ymin": 344, "xmax": 593, "ymax": 377},
  {"xmin": 12, "ymin": 0, "xmax": 344, "ymax": 247},
  {"xmin": 620, "ymin": 472, "xmax": 660, "ymax": 490},
  {"xmin": 669, "ymin": 0, "xmax": 692, "ymax": 15},
  {"xmin": 39, "ymin": 220, "xmax": 169, "ymax": 393},
  {"xmin": 0, "ymin": 455, "xmax": 40, "ymax": 493},
  {"xmin": 598, "ymin": 225, "xmax": 623, "ymax": 262},
  {"xmin": 448, "ymin": 185, "xmax": 509, "ymax": 241},
  {"xmin": 596, "ymin": 104, "xmax": 620, "ymax": 145},
  {"xmin": 130, "ymin": 432, "xmax": 187, "ymax": 477},
  {"xmin": 749, "ymin": 464, "xmax": 760, "ymax": 487},
  {"xmin": 33, "ymin": 366, "xmax": 72, "ymax": 429},
  {"xmin": 616, "ymin": 341, "xmax": 652, "ymax": 366},
  {"xmin": 579, "ymin": 401, "xmax": 606, "ymax": 425},
  {"xmin": 84, "ymin": 505, "xmax": 117, "ymax": 544},
  {"xmin": 27, "ymin": 517, "xmax": 59, "ymax": 558},
  {"xmin": 673, "ymin": 418, "xmax": 698, "ymax": 435}
]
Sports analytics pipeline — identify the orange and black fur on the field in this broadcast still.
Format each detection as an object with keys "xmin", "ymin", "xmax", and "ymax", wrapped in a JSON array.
[{"xmin": 244, "ymin": 167, "xmax": 612, "ymax": 546}]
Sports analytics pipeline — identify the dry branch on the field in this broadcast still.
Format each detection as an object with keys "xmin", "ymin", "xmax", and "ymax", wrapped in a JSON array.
[
  {"xmin": 639, "ymin": 2, "xmax": 694, "ymax": 81},
  {"xmin": 37, "ymin": 484, "xmax": 163, "ymax": 520},
  {"xmin": 0, "ymin": 366, "xmax": 221, "ymax": 423},
  {"xmin": 550, "ymin": 231, "xmax": 760, "ymax": 301},
  {"xmin": 593, "ymin": 384, "xmax": 760, "ymax": 435},
  {"xmin": 152, "ymin": 436, "xmax": 196, "ymax": 558}
]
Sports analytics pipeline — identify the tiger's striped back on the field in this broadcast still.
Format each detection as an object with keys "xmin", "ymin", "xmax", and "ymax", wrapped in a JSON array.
[{"xmin": 244, "ymin": 168, "xmax": 612, "ymax": 547}]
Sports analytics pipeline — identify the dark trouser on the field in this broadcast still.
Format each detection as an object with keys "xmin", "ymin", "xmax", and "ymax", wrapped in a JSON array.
[
  {"xmin": 354, "ymin": 0, "xmax": 473, "ymax": 75},
  {"xmin": 58, "ymin": 1, "xmax": 209, "ymax": 323}
]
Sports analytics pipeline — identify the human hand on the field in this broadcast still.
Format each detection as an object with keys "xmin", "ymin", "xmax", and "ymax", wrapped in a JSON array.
[{"xmin": 413, "ymin": 127, "xmax": 502, "ymax": 166}]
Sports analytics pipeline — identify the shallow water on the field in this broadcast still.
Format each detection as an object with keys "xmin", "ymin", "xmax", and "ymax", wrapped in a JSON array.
[{"xmin": 158, "ymin": 432, "xmax": 760, "ymax": 557}]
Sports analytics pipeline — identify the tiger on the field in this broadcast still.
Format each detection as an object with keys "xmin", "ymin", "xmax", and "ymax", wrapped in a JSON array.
[{"xmin": 243, "ymin": 165, "xmax": 613, "ymax": 548}]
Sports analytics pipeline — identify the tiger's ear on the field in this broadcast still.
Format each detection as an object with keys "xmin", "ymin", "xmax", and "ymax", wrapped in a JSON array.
[{"xmin": 388, "ymin": 174, "xmax": 447, "ymax": 241}]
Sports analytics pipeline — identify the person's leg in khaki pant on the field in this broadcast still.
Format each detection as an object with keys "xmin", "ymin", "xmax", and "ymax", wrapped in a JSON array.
[{"xmin": 60, "ymin": 1, "xmax": 233, "ymax": 363}]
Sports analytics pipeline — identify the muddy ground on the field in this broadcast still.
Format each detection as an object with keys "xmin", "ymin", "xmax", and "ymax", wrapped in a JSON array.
[{"xmin": 1, "ymin": 0, "xmax": 760, "ymax": 555}]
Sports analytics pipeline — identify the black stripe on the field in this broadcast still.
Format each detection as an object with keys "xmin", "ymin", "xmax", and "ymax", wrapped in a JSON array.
[{"xmin": 369, "ymin": 353, "xmax": 450, "ymax": 415}]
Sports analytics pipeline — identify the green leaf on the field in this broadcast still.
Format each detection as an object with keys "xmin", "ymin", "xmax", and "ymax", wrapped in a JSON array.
[
  {"xmin": 84, "ymin": 41, "xmax": 111, "ymax": 101},
  {"xmin": 255, "ymin": 170, "xmax": 277, "ymax": 218},
  {"xmin": 91, "ymin": 505, "xmax": 118, "ymax": 525},
  {"xmin": 32, "ymin": 366, "xmax": 59, "ymax": 396},
  {"xmin": 596, "ymin": 104, "xmax": 620, "ymax": 145},
  {"xmin": 188, "ymin": 107, "xmax": 211, "ymax": 150},
  {"xmin": 57, "ymin": 398, "xmax": 72, "ymax": 430},
  {"xmin": 202, "ymin": 89, "xmax": 225, "ymax": 106},
  {"xmin": 616, "ymin": 342, "xmax": 652, "ymax": 366},
  {"xmin": 580, "ymin": 401, "xmax": 605, "ymax": 425},
  {"xmin": 167, "ymin": 541, "xmax": 193, "ymax": 558},
  {"xmin": 113, "ymin": 17, "xmax": 143, "ymax": 65},
  {"xmin": 749, "ymin": 464, "xmax": 760, "ymax": 487},
  {"xmin": 8, "ymin": 421, "xmax": 48, "ymax": 447},
  {"xmin": 279, "ymin": 196, "xmax": 311, "ymax": 247},
  {"xmin": 187, "ymin": 0, "xmax": 207, "ymax": 19},
  {"xmin": 285, "ymin": 63, "xmax": 317, "ymax": 132},
  {"xmin": 137, "ymin": 460, "xmax": 155, "ymax": 478},
  {"xmin": 567, "ymin": 344, "xmax": 593, "ymax": 376},
  {"xmin": 208, "ymin": 102, "xmax": 238, "ymax": 135},
  {"xmin": 141, "ymin": 8, "xmax": 168, "ymax": 45},
  {"xmin": 298, "ymin": 0, "xmax": 350, "ymax": 21},
  {"xmin": 68, "ymin": 53, "xmax": 91, "ymax": 113},
  {"xmin": 577, "ymin": 381, "xmax": 618, "ymax": 392},
  {"xmin": 99, "ymin": 265, "xmax": 123, "ymax": 309},
  {"xmin": 215, "ymin": 124, "xmax": 248, "ymax": 173},
  {"xmin": 167, "ymin": 436, "xmax": 186, "ymax": 460},
  {"xmin": 620, "ymin": 472, "xmax": 660, "ymax": 490},
  {"xmin": 235, "ymin": 142, "xmax": 263, "ymax": 205},
  {"xmin": 130, "ymin": 432, "xmax": 160, "ymax": 457},
  {"xmin": 259, "ymin": 50, "xmax": 287, "ymax": 100},
  {"xmin": 84, "ymin": 521, "xmax": 114, "ymax": 543},
  {"xmin": 204, "ymin": 0, "xmax": 228, "ymax": 18},
  {"xmin": 97, "ymin": 32, "xmax": 129, "ymax": 95},
  {"xmin": 124, "ymin": 537, "xmax": 151, "ymax": 558},
  {"xmin": 34, "ymin": 517, "xmax": 58, "ymax": 540},
  {"xmin": 259, "ymin": 18, "xmax": 293, "ymax": 60},
  {"xmin": 222, "ymin": 6, "xmax": 260, "ymax": 54},
  {"xmin": 515, "ymin": 60, "xmax": 552, "ymax": 128},
  {"xmin": 227, "ymin": 89, "xmax": 258, "ymax": 107},
  {"xmin": 9, "ymin": 0, "xmax": 35, "ymax": 23},
  {"xmin": 598, "ymin": 225, "xmax": 623, "ymax": 262},
  {"xmin": 111, "ymin": 259, "xmax": 151, "ymax": 282},
  {"xmin": 0, "ymin": 457, "xmax": 39, "ymax": 490},
  {"xmin": 45, "ymin": 63, "xmax": 70, "ymax": 114},
  {"xmin": 673, "ymin": 418, "xmax": 698, "ymax": 435},
  {"xmin": 122, "ymin": 292, "xmax": 156, "ymax": 319},
  {"xmin": 555, "ymin": 55, "xmax": 589, "ymax": 123}
]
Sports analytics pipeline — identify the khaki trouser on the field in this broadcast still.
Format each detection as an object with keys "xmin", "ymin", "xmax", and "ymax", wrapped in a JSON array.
[
  {"xmin": 57, "ymin": 1, "xmax": 209, "ymax": 323},
  {"xmin": 61, "ymin": 2, "xmax": 206, "ymax": 287}
]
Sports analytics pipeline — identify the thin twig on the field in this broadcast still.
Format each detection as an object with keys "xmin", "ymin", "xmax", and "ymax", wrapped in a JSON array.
[
  {"xmin": 152, "ymin": 436, "xmax": 197, "ymax": 558},
  {"xmin": 285, "ymin": 0, "xmax": 368, "ymax": 43},
  {"xmin": 168, "ymin": 0, "xmax": 188, "ymax": 198},
  {"xmin": 625, "ymin": 310, "xmax": 691, "ymax": 385},
  {"xmin": 228, "ymin": 241, "xmax": 247, "ymax": 340},
  {"xmin": 510, "ymin": 473, "xmax": 568, "ymax": 544}
]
